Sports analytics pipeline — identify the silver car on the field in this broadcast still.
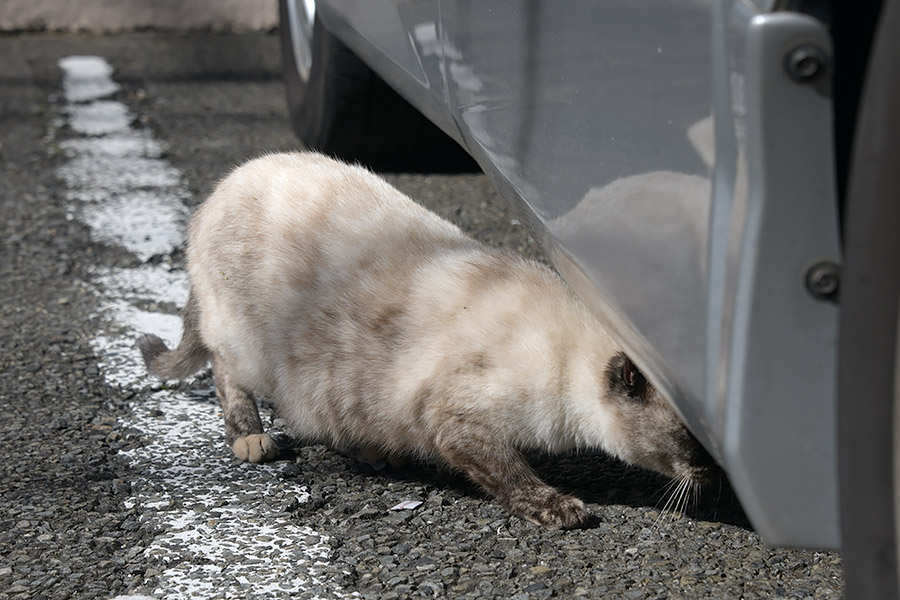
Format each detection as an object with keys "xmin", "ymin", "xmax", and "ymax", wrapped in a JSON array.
[{"xmin": 279, "ymin": 1, "xmax": 899, "ymax": 596}]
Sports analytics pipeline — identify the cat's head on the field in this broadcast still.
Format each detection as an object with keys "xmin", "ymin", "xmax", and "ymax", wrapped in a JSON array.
[{"xmin": 601, "ymin": 352, "xmax": 717, "ymax": 483}]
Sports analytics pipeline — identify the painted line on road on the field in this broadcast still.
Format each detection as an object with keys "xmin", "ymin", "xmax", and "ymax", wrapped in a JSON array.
[{"xmin": 56, "ymin": 55, "xmax": 357, "ymax": 599}]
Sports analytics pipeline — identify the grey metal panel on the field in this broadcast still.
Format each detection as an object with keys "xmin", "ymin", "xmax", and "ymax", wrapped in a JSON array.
[
  {"xmin": 434, "ymin": 1, "xmax": 841, "ymax": 548},
  {"xmin": 316, "ymin": 0, "xmax": 460, "ymax": 142},
  {"xmin": 712, "ymin": 8, "xmax": 840, "ymax": 548},
  {"xmin": 435, "ymin": 0, "xmax": 713, "ymax": 429},
  {"xmin": 317, "ymin": 0, "xmax": 434, "ymax": 87}
]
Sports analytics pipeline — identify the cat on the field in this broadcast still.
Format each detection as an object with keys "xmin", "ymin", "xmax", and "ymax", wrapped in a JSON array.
[{"xmin": 137, "ymin": 151, "xmax": 713, "ymax": 528}]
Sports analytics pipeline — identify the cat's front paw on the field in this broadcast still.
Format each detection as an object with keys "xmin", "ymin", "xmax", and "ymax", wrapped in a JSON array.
[
  {"xmin": 231, "ymin": 433, "xmax": 278, "ymax": 463},
  {"xmin": 512, "ymin": 491, "xmax": 589, "ymax": 530}
]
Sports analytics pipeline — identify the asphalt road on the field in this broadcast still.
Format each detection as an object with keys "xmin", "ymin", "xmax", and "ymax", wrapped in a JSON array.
[{"xmin": 0, "ymin": 32, "xmax": 844, "ymax": 599}]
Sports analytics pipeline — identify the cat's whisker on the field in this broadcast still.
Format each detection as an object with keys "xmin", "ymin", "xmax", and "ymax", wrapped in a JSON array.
[
  {"xmin": 677, "ymin": 477, "xmax": 691, "ymax": 516},
  {"xmin": 653, "ymin": 473, "xmax": 703, "ymax": 531},
  {"xmin": 654, "ymin": 475, "xmax": 688, "ymax": 530},
  {"xmin": 678, "ymin": 479, "xmax": 693, "ymax": 517},
  {"xmin": 655, "ymin": 476, "xmax": 681, "ymax": 507}
]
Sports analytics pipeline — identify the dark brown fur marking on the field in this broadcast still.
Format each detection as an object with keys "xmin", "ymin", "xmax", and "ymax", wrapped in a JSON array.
[
  {"xmin": 212, "ymin": 354, "xmax": 266, "ymax": 445},
  {"xmin": 433, "ymin": 417, "xmax": 588, "ymax": 529}
]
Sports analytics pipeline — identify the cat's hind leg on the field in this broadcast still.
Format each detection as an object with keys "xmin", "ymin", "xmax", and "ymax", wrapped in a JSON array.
[{"xmin": 212, "ymin": 353, "xmax": 278, "ymax": 462}]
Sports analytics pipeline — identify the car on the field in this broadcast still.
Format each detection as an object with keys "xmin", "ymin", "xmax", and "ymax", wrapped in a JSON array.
[{"xmin": 279, "ymin": 1, "xmax": 899, "ymax": 597}]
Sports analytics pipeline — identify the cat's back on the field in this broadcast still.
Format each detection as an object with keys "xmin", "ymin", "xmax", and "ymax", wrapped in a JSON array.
[
  {"xmin": 189, "ymin": 152, "xmax": 462, "ymax": 257},
  {"xmin": 185, "ymin": 153, "xmax": 474, "ymax": 389}
]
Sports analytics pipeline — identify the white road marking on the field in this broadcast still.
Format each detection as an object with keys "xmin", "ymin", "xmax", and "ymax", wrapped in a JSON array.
[
  {"xmin": 57, "ymin": 55, "xmax": 356, "ymax": 599},
  {"xmin": 58, "ymin": 55, "xmax": 120, "ymax": 102},
  {"xmin": 57, "ymin": 128, "xmax": 187, "ymax": 262}
]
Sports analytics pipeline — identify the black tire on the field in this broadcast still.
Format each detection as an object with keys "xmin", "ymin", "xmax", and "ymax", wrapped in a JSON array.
[
  {"xmin": 278, "ymin": 0, "xmax": 474, "ymax": 171},
  {"xmin": 837, "ymin": 0, "xmax": 900, "ymax": 597}
]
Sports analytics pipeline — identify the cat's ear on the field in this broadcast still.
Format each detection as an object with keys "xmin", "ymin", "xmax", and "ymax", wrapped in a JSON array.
[
  {"xmin": 623, "ymin": 358, "xmax": 638, "ymax": 389},
  {"xmin": 620, "ymin": 357, "xmax": 648, "ymax": 400},
  {"xmin": 605, "ymin": 352, "xmax": 649, "ymax": 402}
]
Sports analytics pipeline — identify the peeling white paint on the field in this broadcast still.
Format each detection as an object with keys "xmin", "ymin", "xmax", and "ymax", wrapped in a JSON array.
[
  {"xmin": 61, "ymin": 133, "xmax": 165, "ymax": 158},
  {"xmin": 92, "ymin": 265, "xmax": 190, "ymax": 307},
  {"xmin": 57, "ymin": 55, "xmax": 355, "ymax": 600},
  {"xmin": 119, "ymin": 389, "xmax": 335, "ymax": 599},
  {"xmin": 56, "ymin": 58, "xmax": 188, "ymax": 262},
  {"xmin": 59, "ymin": 154, "xmax": 182, "ymax": 190},
  {"xmin": 67, "ymin": 100, "xmax": 132, "ymax": 135},
  {"xmin": 80, "ymin": 190, "xmax": 189, "ymax": 262},
  {"xmin": 58, "ymin": 55, "xmax": 120, "ymax": 102}
]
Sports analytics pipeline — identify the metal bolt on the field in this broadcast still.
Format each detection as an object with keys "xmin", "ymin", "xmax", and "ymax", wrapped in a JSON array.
[
  {"xmin": 785, "ymin": 44, "xmax": 827, "ymax": 81},
  {"xmin": 805, "ymin": 260, "xmax": 841, "ymax": 302}
]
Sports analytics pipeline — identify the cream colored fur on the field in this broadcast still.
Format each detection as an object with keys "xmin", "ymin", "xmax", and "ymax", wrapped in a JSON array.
[
  {"xmin": 141, "ymin": 151, "xmax": 710, "ymax": 528},
  {"xmin": 191, "ymin": 153, "xmax": 626, "ymax": 456}
]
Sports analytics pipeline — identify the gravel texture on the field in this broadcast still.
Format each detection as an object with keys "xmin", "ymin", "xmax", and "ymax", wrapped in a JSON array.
[
  {"xmin": 1, "ymin": 37, "xmax": 152, "ymax": 600},
  {"xmin": 0, "ymin": 32, "xmax": 845, "ymax": 599}
]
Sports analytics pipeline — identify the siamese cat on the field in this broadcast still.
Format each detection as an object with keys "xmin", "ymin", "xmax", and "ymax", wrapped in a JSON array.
[{"xmin": 138, "ymin": 152, "xmax": 712, "ymax": 528}]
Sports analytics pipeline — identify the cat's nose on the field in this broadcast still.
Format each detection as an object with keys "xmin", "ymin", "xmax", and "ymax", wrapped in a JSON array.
[{"xmin": 685, "ymin": 432, "xmax": 722, "ymax": 483}]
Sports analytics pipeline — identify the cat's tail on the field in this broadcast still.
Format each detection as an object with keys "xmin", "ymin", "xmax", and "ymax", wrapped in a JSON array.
[{"xmin": 136, "ymin": 292, "xmax": 210, "ymax": 379}]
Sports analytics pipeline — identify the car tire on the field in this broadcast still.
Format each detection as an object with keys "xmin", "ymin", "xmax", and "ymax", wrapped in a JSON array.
[
  {"xmin": 837, "ymin": 0, "xmax": 900, "ymax": 597},
  {"xmin": 278, "ymin": 0, "xmax": 473, "ymax": 171}
]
